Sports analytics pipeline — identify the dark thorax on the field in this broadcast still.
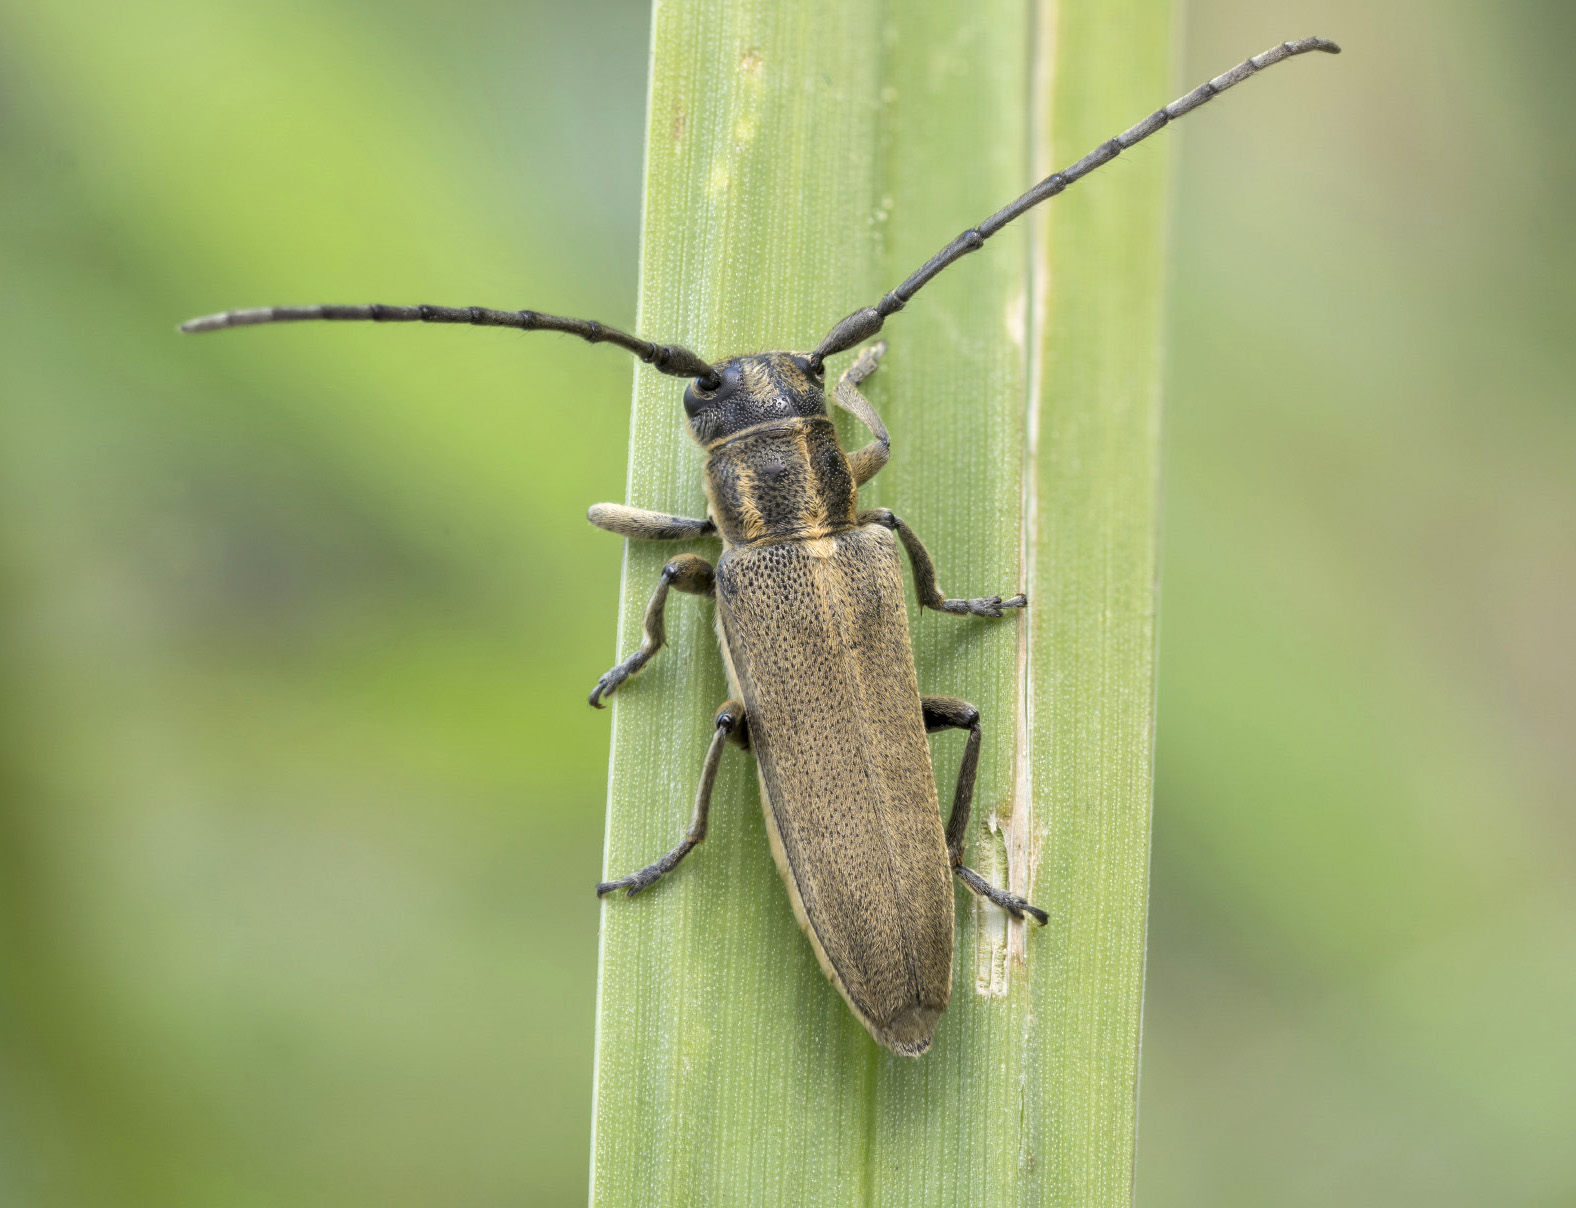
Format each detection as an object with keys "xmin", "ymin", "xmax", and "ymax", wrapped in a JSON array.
[{"xmin": 704, "ymin": 417, "xmax": 858, "ymax": 547}]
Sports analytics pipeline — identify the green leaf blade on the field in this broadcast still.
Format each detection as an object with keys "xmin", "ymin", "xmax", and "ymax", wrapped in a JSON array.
[{"xmin": 593, "ymin": 1, "xmax": 1171, "ymax": 1204}]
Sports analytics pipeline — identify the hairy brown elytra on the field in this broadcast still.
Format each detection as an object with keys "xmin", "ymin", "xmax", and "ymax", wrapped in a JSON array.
[{"xmin": 181, "ymin": 38, "xmax": 1339, "ymax": 1056}]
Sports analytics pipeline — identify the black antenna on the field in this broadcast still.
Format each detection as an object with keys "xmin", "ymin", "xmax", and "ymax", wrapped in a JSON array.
[
  {"xmin": 811, "ymin": 36, "xmax": 1341, "ymax": 368},
  {"xmin": 180, "ymin": 303, "xmax": 718, "ymax": 383}
]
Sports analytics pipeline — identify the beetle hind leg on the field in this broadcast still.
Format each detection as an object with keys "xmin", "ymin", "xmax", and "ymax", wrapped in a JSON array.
[
  {"xmin": 597, "ymin": 700, "xmax": 747, "ymax": 898},
  {"xmin": 954, "ymin": 865, "xmax": 1049, "ymax": 925},
  {"xmin": 921, "ymin": 696, "xmax": 1048, "ymax": 926}
]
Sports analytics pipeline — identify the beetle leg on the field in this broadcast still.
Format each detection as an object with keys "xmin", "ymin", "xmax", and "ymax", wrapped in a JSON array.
[
  {"xmin": 859, "ymin": 509, "xmax": 1028, "ymax": 618},
  {"xmin": 834, "ymin": 341, "xmax": 891, "ymax": 487},
  {"xmin": 587, "ymin": 502, "xmax": 715, "ymax": 541},
  {"xmin": 597, "ymin": 700, "xmax": 747, "ymax": 898},
  {"xmin": 921, "ymin": 696, "xmax": 1048, "ymax": 926},
  {"xmin": 920, "ymin": 696, "xmax": 984, "ymax": 860},
  {"xmin": 588, "ymin": 553, "xmax": 715, "ymax": 707},
  {"xmin": 954, "ymin": 865, "xmax": 1047, "ymax": 925}
]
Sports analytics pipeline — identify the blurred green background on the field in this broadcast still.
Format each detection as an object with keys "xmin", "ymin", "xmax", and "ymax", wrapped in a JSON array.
[{"xmin": 1, "ymin": 0, "xmax": 1570, "ymax": 1204}]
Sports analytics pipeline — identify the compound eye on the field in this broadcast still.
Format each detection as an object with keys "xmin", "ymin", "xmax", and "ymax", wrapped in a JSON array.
[
  {"xmin": 682, "ymin": 381, "xmax": 712, "ymax": 417},
  {"xmin": 683, "ymin": 364, "xmax": 736, "ymax": 416},
  {"xmin": 790, "ymin": 353, "xmax": 821, "ymax": 380}
]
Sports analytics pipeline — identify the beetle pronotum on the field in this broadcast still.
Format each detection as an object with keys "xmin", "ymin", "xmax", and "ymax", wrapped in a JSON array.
[{"xmin": 184, "ymin": 37, "xmax": 1339, "ymax": 1056}]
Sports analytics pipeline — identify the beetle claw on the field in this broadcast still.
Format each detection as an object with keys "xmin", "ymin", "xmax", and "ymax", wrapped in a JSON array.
[{"xmin": 588, "ymin": 668, "xmax": 627, "ymax": 708}]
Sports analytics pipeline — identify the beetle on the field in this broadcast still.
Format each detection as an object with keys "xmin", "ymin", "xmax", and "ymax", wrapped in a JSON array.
[{"xmin": 182, "ymin": 37, "xmax": 1339, "ymax": 1055}]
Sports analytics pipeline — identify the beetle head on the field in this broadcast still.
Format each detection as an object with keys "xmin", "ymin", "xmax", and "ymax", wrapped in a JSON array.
[{"xmin": 682, "ymin": 352, "xmax": 826, "ymax": 445}]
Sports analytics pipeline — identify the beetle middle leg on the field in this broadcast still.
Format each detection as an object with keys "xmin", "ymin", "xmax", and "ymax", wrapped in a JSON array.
[
  {"xmin": 588, "ymin": 553, "xmax": 714, "ymax": 707},
  {"xmin": 921, "ymin": 696, "xmax": 1048, "ymax": 925},
  {"xmin": 859, "ymin": 509, "xmax": 1028, "ymax": 618},
  {"xmin": 597, "ymin": 700, "xmax": 748, "ymax": 898}
]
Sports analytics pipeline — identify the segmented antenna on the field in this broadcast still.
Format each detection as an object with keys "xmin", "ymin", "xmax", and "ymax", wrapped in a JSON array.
[
  {"xmin": 812, "ymin": 36, "xmax": 1341, "ymax": 367},
  {"xmin": 179, "ymin": 303, "xmax": 718, "ymax": 383}
]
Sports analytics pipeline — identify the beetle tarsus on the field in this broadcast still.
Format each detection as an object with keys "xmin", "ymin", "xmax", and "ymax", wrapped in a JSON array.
[
  {"xmin": 954, "ymin": 864, "xmax": 1048, "ymax": 925},
  {"xmin": 588, "ymin": 658, "xmax": 644, "ymax": 709},
  {"xmin": 937, "ymin": 593, "xmax": 1027, "ymax": 618},
  {"xmin": 597, "ymin": 838, "xmax": 698, "ymax": 898}
]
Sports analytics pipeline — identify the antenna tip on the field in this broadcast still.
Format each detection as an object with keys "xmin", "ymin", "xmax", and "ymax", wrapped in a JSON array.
[
  {"xmin": 179, "ymin": 313, "xmax": 225, "ymax": 333},
  {"xmin": 1302, "ymin": 36, "xmax": 1341, "ymax": 54}
]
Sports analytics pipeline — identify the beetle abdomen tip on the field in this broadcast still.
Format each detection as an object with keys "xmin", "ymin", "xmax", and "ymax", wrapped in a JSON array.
[{"xmin": 876, "ymin": 1005, "xmax": 941, "ymax": 1057}]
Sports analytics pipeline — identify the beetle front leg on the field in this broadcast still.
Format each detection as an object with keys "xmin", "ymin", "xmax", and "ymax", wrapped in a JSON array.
[
  {"xmin": 587, "ymin": 502, "xmax": 715, "ymax": 541},
  {"xmin": 859, "ymin": 509, "xmax": 1027, "ymax": 618},
  {"xmin": 597, "ymin": 700, "xmax": 747, "ymax": 898},
  {"xmin": 921, "ymin": 696, "xmax": 1047, "ymax": 925},
  {"xmin": 588, "ymin": 553, "xmax": 715, "ymax": 707},
  {"xmin": 834, "ymin": 341, "xmax": 891, "ymax": 487}
]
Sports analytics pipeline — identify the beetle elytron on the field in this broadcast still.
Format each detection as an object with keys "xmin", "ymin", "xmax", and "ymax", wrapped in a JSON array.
[{"xmin": 183, "ymin": 38, "xmax": 1339, "ymax": 1055}]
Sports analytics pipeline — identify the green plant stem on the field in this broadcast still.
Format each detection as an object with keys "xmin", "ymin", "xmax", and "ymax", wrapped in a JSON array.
[{"xmin": 591, "ymin": 0, "xmax": 1171, "ymax": 1203}]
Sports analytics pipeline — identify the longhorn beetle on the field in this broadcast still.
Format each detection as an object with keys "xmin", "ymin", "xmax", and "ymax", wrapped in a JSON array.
[{"xmin": 183, "ymin": 37, "xmax": 1340, "ymax": 1056}]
